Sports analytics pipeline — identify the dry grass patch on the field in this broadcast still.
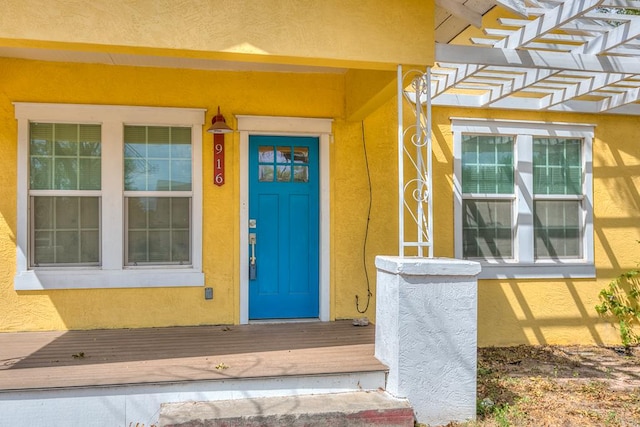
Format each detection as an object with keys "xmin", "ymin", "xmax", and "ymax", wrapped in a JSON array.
[{"xmin": 440, "ymin": 345, "xmax": 640, "ymax": 427}]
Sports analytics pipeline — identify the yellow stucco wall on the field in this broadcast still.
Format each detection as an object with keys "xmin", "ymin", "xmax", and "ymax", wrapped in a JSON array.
[
  {"xmin": 2, "ymin": 59, "xmax": 639, "ymax": 346},
  {"xmin": 430, "ymin": 106, "xmax": 640, "ymax": 347},
  {"xmin": 0, "ymin": 0, "xmax": 434, "ymax": 70},
  {"xmin": 0, "ymin": 57, "xmax": 395, "ymax": 331}
]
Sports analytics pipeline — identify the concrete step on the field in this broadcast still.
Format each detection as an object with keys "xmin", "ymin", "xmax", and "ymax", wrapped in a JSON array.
[{"xmin": 159, "ymin": 391, "xmax": 415, "ymax": 427}]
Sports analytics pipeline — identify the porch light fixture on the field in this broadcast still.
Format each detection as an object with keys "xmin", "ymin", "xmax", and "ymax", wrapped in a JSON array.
[{"xmin": 207, "ymin": 106, "xmax": 233, "ymax": 134}]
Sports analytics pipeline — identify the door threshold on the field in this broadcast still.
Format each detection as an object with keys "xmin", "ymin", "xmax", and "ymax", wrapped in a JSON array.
[{"xmin": 249, "ymin": 318, "xmax": 322, "ymax": 324}]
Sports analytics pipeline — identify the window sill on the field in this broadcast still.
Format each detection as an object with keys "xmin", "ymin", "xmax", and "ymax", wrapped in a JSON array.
[
  {"xmin": 14, "ymin": 268, "xmax": 205, "ymax": 290},
  {"xmin": 477, "ymin": 262, "xmax": 596, "ymax": 280}
]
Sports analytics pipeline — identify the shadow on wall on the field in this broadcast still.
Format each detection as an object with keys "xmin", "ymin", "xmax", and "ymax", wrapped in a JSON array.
[{"xmin": 430, "ymin": 110, "xmax": 640, "ymax": 347}]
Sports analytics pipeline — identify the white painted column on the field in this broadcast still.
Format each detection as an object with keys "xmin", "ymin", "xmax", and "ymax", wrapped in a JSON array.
[{"xmin": 375, "ymin": 256, "xmax": 481, "ymax": 426}]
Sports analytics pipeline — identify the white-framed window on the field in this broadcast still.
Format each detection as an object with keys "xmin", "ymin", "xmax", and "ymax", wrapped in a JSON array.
[
  {"xmin": 452, "ymin": 118, "xmax": 595, "ymax": 279},
  {"xmin": 14, "ymin": 103, "xmax": 205, "ymax": 290}
]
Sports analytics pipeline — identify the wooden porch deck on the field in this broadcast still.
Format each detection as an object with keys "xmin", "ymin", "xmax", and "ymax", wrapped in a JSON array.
[{"xmin": 0, "ymin": 320, "xmax": 384, "ymax": 391}]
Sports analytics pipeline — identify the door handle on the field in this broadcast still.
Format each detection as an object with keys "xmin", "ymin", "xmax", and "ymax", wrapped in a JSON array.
[{"xmin": 249, "ymin": 233, "xmax": 257, "ymax": 280}]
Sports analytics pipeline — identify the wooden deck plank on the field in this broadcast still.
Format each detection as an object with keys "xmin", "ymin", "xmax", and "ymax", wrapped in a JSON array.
[{"xmin": 0, "ymin": 321, "xmax": 385, "ymax": 391}]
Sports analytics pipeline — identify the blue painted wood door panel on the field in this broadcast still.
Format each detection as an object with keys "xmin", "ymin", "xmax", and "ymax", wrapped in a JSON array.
[{"xmin": 249, "ymin": 135, "xmax": 319, "ymax": 319}]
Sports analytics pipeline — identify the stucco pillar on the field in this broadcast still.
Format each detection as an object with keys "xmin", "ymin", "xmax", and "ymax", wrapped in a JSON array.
[{"xmin": 374, "ymin": 256, "xmax": 481, "ymax": 426}]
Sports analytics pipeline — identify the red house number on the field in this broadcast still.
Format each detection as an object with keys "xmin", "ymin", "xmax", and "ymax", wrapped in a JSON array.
[{"xmin": 213, "ymin": 134, "xmax": 225, "ymax": 186}]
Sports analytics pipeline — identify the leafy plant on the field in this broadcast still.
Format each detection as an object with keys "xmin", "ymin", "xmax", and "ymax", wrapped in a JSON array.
[{"xmin": 596, "ymin": 242, "xmax": 640, "ymax": 348}]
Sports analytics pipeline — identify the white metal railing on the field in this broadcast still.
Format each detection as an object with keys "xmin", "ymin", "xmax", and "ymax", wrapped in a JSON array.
[{"xmin": 398, "ymin": 65, "xmax": 433, "ymax": 258}]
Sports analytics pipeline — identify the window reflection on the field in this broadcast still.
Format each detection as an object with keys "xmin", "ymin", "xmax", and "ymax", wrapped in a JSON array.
[
  {"xmin": 257, "ymin": 145, "xmax": 310, "ymax": 183},
  {"xmin": 124, "ymin": 126, "xmax": 192, "ymax": 191}
]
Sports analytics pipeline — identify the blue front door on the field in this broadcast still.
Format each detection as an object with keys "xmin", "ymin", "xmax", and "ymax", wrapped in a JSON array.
[{"xmin": 248, "ymin": 135, "xmax": 319, "ymax": 319}]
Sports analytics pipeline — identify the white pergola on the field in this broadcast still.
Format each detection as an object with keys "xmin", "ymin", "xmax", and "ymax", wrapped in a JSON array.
[
  {"xmin": 434, "ymin": 0, "xmax": 640, "ymax": 115},
  {"xmin": 399, "ymin": 0, "xmax": 640, "ymax": 257}
]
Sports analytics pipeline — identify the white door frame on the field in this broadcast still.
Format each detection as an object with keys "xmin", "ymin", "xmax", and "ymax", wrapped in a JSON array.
[{"xmin": 237, "ymin": 115, "xmax": 332, "ymax": 324}]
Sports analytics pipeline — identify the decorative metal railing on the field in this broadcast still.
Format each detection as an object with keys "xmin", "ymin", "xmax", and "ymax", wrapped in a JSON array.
[{"xmin": 397, "ymin": 65, "xmax": 433, "ymax": 258}]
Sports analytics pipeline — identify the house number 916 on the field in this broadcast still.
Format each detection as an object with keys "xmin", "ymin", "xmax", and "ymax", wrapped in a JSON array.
[{"xmin": 213, "ymin": 136, "xmax": 225, "ymax": 186}]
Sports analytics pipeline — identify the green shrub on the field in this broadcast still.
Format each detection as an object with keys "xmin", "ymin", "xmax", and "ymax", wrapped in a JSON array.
[{"xmin": 595, "ymin": 242, "xmax": 640, "ymax": 348}]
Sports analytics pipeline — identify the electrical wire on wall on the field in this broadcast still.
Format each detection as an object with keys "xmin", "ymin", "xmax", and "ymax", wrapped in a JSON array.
[{"xmin": 356, "ymin": 120, "xmax": 373, "ymax": 314}]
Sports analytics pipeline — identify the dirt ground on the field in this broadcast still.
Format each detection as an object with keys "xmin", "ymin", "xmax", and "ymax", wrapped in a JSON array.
[{"xmin": 444, "ymin": 345, "xmax": 640, "ymax": 427}]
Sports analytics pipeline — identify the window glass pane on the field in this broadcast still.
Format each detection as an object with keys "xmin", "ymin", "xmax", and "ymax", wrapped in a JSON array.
[
  {"xmin": 79, "ymin": 125, "xmax": 101, "ymax": 157},
  {"xmin": 81, "ymin": 230, "xmax": 100, "ymax": 263},
  {"xmin": 34, "ymin": 197, "xmax": 53, "ymax": 229},
  {"xmin": 170, "ymin": 128, "xmax": 192, "ymax": 159},
  {"xmin": 171, "ymin": 160, "xmax": 192, "ymax": 191},
  {"xmin": 30, "ymin": 123, "xmax": 101, "ymax": 191},
  {"xmin": 54, "ymin": 158, "xmax": 78, "ymax": 190},
  {"xmin": 32, "ymin": 196, "xmax": 100, "ymax": 266},
  {"xmin": 30, "ymin": 123, "xmax": 53, "ymax": 156},
  {"xmin": 147, "ymin": 159, "xmax": 170, "ymax": 190},
  {"xmin": 54, "ymin": 124, "xmax": 79, "ymax": 156},
  {"xmin": 80, "ymin": 197, "xmax": 100, "ymax": 228},
  {"xmin": 148, "ymin": 231, "xmax": 171, "ymax": 262},
  {"xmin": 172, "ymin": 230, "xmax": 190, "ymax": 262},
  {"xmin": 128, "ymin": 197, "xmax": 149, "ymax": 228},
  {"xmin": 55, "ymin": 231, "xmax": 80, "ymax": 263},
  {"xmin": 126, "ymin": 197, "xmax": 191, "ymax": 265},
  {"xmin": 171, "ymin": 198, "xmax": 190, "ymax": 228},
  {"xmin": 533, "ymin": 138, "xmax": 582, "ymax": 195},
  {"xmin": 79, "ymin": 158, "xmax": 102, "ymax": 190},
  {"xmin": 149, "ymin": 197, "xmax": 171, "ymax": 228},
  {"xmin": 147, "ymin": 127, "xmax": 171, "ymax": 158},
  {"xmin": 128, "ymin": 231, "xmax": 148, "ymax": 263},
  {"xmin": 30, "ymin": 157, "xmax": 52, "ymax": 190},
  {"xmin": 34, "ymin": 231, "xmax": 54, "ymax": 264},
  {"xmin": 462, "ymin": 135, "xmax": 513, "ymax": 194},
  {"xmin": 124, "ymin": 126, "xmax": 192, "ymax": 191},
  {"xmin": 462, "ymin": 200, "xmax": 512, "ymax": 259},
  {"xmin": 534, "ymin": 200, "xmax": 581, "ymax": 258}
]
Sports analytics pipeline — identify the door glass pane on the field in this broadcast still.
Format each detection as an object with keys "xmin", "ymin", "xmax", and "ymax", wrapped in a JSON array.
[
  {"xmin": 126, "ymin": 197, "xmax": 191, "ymax": 265},
  {"xmin": 533, "ymin": 138, "xmax": 582, "ymax": 195},
  {"xmin": 258, "ymin": 146, "xmax": 276, "ymax": 181},
  {"xmin": 462, "ymin": 199, "xmax": 513, "ymax": 259},
  {"xmin": 32, "ymin": 196, "xmax": 100, "ymax": 266},
  {"xmin": 276, "ymin": 146, "xmax": 291, "ymax": 162},
  {"xmin": 534, "ymin": 200, "xmax": 581, "ymax": 258},
  {"xmin": 294, "ymin": 147, "xmax": 309, "ymax": 164},
  {"xmin": 124, "ymin": 126, "xmax": 192, "ymax": 191},
  {"xmin": 277, "ymin": 165, "xmax": 291, "ymax": 182},
  {"xmin": 259, "ymin": 165, "xmax": 274, "ymax": 182},
  {"xmin": 30, "ymin": 123, "xmax": 101, "ymax": 191},
  {"xmin": 462, "ymin": 135, "xmax": 513, "ymax": 194},
  {"xmin": 294, "ymin": 166, "xmax": 308, "ymax": 182},
  {"xmin": 258, "ymin": 146, "xmax": 275, "ymax": 161},
  {"xmin": 293, "ymin": 146, "xmax": 309, "ymax": 182}
]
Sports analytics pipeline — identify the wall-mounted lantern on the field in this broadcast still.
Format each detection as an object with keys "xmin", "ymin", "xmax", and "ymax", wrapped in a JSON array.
[{"xmin": 207, "ymin": 106, "xmax": 232, "ymax": 186}]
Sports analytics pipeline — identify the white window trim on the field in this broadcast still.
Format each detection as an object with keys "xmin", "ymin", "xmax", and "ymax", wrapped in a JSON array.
[
  {"xmin": 14, "ymin": 102, "xmax": 205, "ymax": 290},
  {"xmin": 452, "ymin": 117, "xmax": 595, "ymax": 279},
  {"xmin": 237, "ymin": 115, "xmax": 332, "ymax": 324}
]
